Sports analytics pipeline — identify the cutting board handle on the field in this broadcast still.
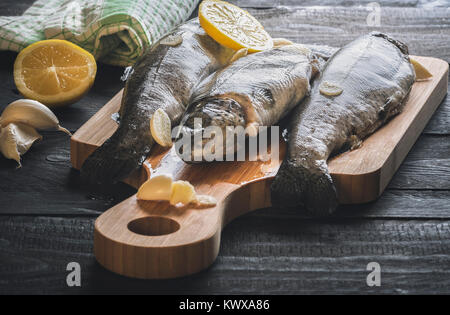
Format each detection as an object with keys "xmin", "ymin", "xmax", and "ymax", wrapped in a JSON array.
[{"xmin": 94, "ymin": 169, "xmax": 273, "ymax": 279}]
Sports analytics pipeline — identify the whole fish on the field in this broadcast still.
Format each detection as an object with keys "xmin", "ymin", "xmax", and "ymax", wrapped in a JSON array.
[
  {"xmin": 81, "ymin": 19, "xmax": 234, "ymax": 183},
  {"xmin": 271, "ymin": 33, "xmax": 416, "ymax": 216},
  {"xmin": 176, "ymin": 44, "xmax": 321, "ymax": 162}
]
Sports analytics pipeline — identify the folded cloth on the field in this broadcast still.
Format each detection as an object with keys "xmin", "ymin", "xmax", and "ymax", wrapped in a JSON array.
[{"xmin": 0, "ymin": 0, "xmax": 199, "ymax": 66}]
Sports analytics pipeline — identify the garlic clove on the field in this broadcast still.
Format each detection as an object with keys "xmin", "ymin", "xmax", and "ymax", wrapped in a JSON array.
[
  {"xmin": 137, "ymin": 174, "xmax": 173, "ymax": 201},
  {"xmin": 0, "ymin": 99, "xmax": 71, "ymax": 135},
  {"xmin": 0, "ymin": 123, "xmax": 42, "ymax": 167},
  {"xmin": 170, "ymin": 180, "xmax": 196, "ymax": 206}
]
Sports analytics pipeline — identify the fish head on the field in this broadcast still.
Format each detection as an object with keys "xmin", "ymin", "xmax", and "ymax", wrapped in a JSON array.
[{"xmin": 175, "ymin": 97, "xmax": 246, "ymax": 163}]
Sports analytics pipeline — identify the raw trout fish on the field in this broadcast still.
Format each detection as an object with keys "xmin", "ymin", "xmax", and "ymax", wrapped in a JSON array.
[
  {"xmin": 81, "ymin": 20, "xmax": 234, "ymax": 183},
  {"xmin": 271, "ymin": 33, "xmax": 416, "ymax": 216},
  {"xmin": 177, "ymin": 44, "xmax": 320, "ymax": 162}
]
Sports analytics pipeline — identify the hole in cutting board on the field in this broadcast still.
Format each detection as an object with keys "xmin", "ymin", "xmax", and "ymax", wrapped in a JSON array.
[{"xmin": 127, "ymin": 216, "xmax": 180, "ymax": 236}]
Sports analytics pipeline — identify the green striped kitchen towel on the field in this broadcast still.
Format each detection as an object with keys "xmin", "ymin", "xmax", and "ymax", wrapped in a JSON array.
[{"xmin": 0, "ymin": 0, "xmax": 199, "ymax": 66}]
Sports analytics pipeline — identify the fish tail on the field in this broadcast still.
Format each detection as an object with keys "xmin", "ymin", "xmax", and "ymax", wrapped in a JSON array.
[
  {"xmin": 271, "ymin": 159, "xmax": 338, "ymax": 216},
  {"xmin": 80, "ymin": 135, "xmax": 150, "ymax": 185}
]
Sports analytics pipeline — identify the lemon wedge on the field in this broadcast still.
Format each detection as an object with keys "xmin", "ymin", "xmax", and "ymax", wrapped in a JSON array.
[
  {"xmin": 13, "ymin": 39, "xmax": 96, "ymax": 108},
  {"xmin": 410, "ymin": 57, "xmax": 432, "ymax": 81},
  {"xmin": 199, "ymin": 0, "xmax": 273, "ymax": 53},
  {"xmin": 150, "ymin": 108, "xmax": 173, "ymax": 147}
]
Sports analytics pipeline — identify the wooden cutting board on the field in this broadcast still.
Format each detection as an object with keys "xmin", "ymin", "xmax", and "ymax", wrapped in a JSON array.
[{"xmin": 71, "ymin": 56, "xmax": 448, "ymax": 279}]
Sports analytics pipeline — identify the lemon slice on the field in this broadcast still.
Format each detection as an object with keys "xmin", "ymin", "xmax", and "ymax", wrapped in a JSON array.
[
  {"xmin": 150, "ymin": 108, "xmax": 173, "ymax": 147},
  {"xmin": 410, "ymin": 57, "xmax": 432, "ymax": 80},
  {"xmin": 319, "ymin": 81, "xmax": 343, "ymax": 97},
  {"xmin": 13, "ymin": 40, "xmax": 96, "ymax": 108},
  {"xmin": 170, "ymin": 180, "xmax": 196, "ymax": 206},
  {"xmin": 199, "ymin": 0, "xmax": 273, "ymax": 53}
]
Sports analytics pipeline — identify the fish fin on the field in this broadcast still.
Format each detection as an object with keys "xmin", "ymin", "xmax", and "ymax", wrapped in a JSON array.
[
  {"xmin": 370, "ymin": 32, "xmax": 409, "ymax": 55},
  {"xmin": 271, "ymin": 159, "xmax": 338, "ymax": 216},
  {"xmin": 80, "ymin": 136, "xmax": 149, "ymax": 185}
]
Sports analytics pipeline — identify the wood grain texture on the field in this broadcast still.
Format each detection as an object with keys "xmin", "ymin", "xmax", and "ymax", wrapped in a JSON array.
[
  {"xmin": 1, "ymin": 215, "xmax": 449, "ymax": 294},
  {"xmin": 424, "ymin": 95, "xmax": 450, "ymax": 134},
  {"xmin": 0, "ymin": 0, "xmax": 35, "ymax": 16},
  {"xmin": 230, "ymin": 0, "xmax": 435, "ymax": 7},
  {"xmin": 243, "ymin": 6, "xmax": 450, "ymax": 63}
]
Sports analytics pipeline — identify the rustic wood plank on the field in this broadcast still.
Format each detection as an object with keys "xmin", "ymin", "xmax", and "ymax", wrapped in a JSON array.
[
  {"xmin": 0, "ymin": 0, "xmax": 445, "ymax": 19},
  {"xmin": 387, "ymin": 135, "xmax": 450, "ymax": 189},
  {"xmin": 267, "ymin": 190, "xmax": 450, "ymax": 219},
  {"xmin": 230, "ymin": 0, "xmax": 432, "ymax": 8},
  {"xmin": 424, "ymin": 93, "xmax": 450, "ymax": 134},
  {"xmin": 244, "ymin": 6, "xmax": 450, "ymax": 63},
  {"xmin": 0, "ymin": 132, "xmax": 136, "ymax": 215},
  {"xmin": 1, "ymin": 215, "xmax": 449, "ymax": 294},
  {"xmin": 0, "ymin": 0, "xmax": 35, "ymax": 16},
  {"xmin": 1, "ymin": 189, "xmax": 449, "ymax": 218}
]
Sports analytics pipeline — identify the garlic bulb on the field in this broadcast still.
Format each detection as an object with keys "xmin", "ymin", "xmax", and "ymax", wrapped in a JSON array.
[
  {"xmin": 0, "ymin": 123, "xmax": 42, "ymax": 167},
  {"xmin": 0, "ymin": 99, "xmax": 71, "ymax": 135}
]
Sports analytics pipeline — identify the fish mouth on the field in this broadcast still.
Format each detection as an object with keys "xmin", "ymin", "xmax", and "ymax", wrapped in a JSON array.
[{"xmin": 176, "ymin": 97, "xmax": 246, "ymax": 163}]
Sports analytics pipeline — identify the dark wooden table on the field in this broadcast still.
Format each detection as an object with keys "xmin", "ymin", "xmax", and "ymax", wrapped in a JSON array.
[{"xmin": 0, "ymin": 0, "xmax": 449, "ymax": 294}]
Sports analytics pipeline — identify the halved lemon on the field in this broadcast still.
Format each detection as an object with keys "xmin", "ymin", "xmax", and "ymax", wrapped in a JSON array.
[
  {"xmin": 14, "ymin": 39, "xmax": 97, "ymax": 108},
  {"xmin": 199, "ymin": 0, "xmax": 273, "ymax": 53}
]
